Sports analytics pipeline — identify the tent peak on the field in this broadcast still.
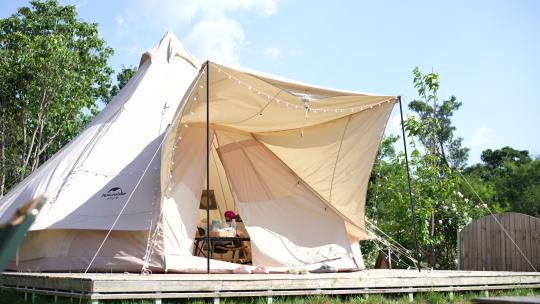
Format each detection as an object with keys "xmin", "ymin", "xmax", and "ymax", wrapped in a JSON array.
[{"xmin": 139, "ymin": 30, "xmax": 199, "ymax": 69}]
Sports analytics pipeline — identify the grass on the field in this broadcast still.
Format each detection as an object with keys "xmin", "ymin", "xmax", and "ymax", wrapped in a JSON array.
[{"xmin": 0, "ymin": 288, "xmax": 538, "ymax": 304}]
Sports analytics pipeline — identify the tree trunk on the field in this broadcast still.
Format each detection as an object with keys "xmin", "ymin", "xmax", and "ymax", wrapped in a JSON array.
[
  {"xmin": 429, "ymin": 208, "xmax": 436, "ymax": 267},
  {"xmin": 20, "ymin": 88, "xmax": 48, "ymax": 181}
]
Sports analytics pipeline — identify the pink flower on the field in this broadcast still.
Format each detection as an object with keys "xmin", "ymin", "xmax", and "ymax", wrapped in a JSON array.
[{"xmin": 224, "ymin": 210, "xmax": 236, "ymax": 220}]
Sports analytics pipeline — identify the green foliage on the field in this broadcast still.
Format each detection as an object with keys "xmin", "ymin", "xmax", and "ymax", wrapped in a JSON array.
[
  {"xmin": 366, "ymin": 138, "xmax": 486, "ymax": 269},
  {"xmin": 365, "ymin": 67, "xmax": 487, "ymax": 269},
  {"xmin": 0, "ymin": 0, "xmax": 113, "ymax": 195},
  {"xmin": 408, "ymin": 67, "xmax": 469, "ymax": 169},
  {"xmin": 481, "ymin": 147, "xmax": 532, "ymax": 169},
  {"xmin": 365, "ymin": 67, "xmax": 538, "ymax": 270},
  {"xmin": 464, "ymin": 147, "xmax": 540, "ymax": 217}
]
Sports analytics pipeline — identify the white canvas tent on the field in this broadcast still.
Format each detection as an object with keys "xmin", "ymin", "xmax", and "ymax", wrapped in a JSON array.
[{"xmin": 0, "ymin": 31, "xmax": 397, "ymax": 273}]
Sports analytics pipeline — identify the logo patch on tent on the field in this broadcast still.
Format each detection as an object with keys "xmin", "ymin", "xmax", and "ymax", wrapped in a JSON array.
[{"xmin": 102, "ymin": 187, "xmax": 127, "ymax": 200}]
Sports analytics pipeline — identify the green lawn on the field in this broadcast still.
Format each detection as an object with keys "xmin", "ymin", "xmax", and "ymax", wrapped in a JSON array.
[{"xmin": 1, "ymin": 288, "xmax": 538, "ymax": 304}]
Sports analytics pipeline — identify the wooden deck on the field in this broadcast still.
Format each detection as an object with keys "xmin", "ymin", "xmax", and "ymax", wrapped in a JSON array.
[{"xmin": 1, "ymin": 270, "xmax": 540, "ymax": 302}]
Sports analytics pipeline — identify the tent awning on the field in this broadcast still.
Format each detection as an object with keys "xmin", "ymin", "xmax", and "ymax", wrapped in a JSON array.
[{"xmin": 163, "ymin": 62, "xmax": 397, "ymax": 240}]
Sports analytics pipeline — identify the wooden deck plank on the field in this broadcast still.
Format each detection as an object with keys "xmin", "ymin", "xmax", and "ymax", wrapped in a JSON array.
[{"xmin": 2, "ymin": 270, "xmax": 540, "ymax": 294}]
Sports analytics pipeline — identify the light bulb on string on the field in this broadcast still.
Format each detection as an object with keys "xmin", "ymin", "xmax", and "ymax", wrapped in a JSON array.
[{"xmin": 216, "ymin": 67, "xmax": 396, "ymax": 114}]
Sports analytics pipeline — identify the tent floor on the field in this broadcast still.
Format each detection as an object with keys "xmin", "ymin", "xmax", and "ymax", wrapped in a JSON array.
[{"xmin": 1, "ymin": 270, "xmax": 539, "ymax": 301}]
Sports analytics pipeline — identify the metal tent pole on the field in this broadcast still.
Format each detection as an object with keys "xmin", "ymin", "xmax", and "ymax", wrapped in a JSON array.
[
  {"xmin": 398, "ymin": 96, "xmax": 422, "ymax": 272},
  {"xmin": 206, "ymin": 62, "xmax": 210, "ymax": 274}
]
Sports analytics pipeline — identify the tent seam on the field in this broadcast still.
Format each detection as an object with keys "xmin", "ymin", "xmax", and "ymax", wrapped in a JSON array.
[{"xmin": 328, "ymin": 116, "xmax": 352, "ymax": 204}]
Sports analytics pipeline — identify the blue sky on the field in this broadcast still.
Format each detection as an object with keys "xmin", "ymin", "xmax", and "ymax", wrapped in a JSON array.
[{"xmin": 2, "ymin": 0, "xmax": 539, "ymax": 164}]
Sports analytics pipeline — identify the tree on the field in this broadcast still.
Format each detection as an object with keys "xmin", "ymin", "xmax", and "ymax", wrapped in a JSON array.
[
  {"xmin": 107, "ymin": 65, "xmax": 138, "ymax": 104},
  {"xmin": 465, "ymin": 147, "xmax": 540, "ymax": 217},
  {"xmin": 480, "ymin": 147, "xmax": 532, "ymax": 170},
  {"xmin": 0, "ymin": 0, "xmax": 113, "ymax": 196},
  {"xmin": 408, "ymin": 67, "xmax": 469, "ymax": 169},
  {"xmin": 363, "ymin": 67, "xmax": 486, "ymax": 270}
]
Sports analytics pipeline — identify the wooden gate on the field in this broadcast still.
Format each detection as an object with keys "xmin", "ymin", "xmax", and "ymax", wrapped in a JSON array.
[{"xmin": 459, "ymin": 212, "xmax": 540, "ymax": 271}]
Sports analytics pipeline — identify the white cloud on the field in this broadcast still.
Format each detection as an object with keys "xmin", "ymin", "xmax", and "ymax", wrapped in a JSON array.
[
  {"xmin": 118, "ymin": 0, "xmax": 279, "ymax": 65},
  {"xmin": 185, "ymin": 18, "xmax": 245, "ymax": 65},
  {"xmin": 290, "ymin": 49, "xmax": 303, "ymax": 56},
  {"xmin": 265, "ymin": 46, "xmax": 281, "ymax": 59}
]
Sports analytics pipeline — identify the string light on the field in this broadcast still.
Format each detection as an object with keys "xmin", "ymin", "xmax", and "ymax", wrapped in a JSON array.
[
  {"xmin": 213, "ymin": 66, "xmax": 398, "ymax": 113},
  {"xmin": 165, "ymin": 65, "xmax": 397, "ymax": 205}
]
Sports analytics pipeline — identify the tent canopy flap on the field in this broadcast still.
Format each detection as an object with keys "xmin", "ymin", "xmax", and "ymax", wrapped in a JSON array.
[{"xmin": 167, "ymin": 61, "xmax": 397, "ymax": 240}]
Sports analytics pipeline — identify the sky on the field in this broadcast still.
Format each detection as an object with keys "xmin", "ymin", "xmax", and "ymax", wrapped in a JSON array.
[{"xmin": 1, "ymin": 0, "xmax": 539, "ymax": 165}]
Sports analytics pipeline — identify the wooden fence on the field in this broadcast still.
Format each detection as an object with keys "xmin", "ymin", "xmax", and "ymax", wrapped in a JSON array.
[{"xmin": 459, "ymin": 212, "xmax": 540, "ymax": 272}]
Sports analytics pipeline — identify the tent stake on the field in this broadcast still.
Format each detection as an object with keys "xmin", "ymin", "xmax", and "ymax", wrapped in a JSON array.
[
  {"xmin": 206, "ymin": 61, "xmax": 211, "ymax": 274},
  {"xmin": 398, "ymin": 96, "xmax": 421, "ymax": 272}
]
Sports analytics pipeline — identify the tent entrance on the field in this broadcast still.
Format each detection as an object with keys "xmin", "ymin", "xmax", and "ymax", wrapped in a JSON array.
[
  {"xmin": 162, "ymin": 121, "xmax": 360, "ymax": 272},
  {"xmin": 192, "ymin": 135, "xmax": 252, "ymax": 264}
]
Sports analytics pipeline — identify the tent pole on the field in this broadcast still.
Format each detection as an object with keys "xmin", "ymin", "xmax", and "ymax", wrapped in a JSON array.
[
  {"xmin": 206, "ymin": 61, "xmax": 210, "ymax": 274},
  {"xmin": 398, "ymin": 96, "xmax": 422, "ymax": 272}
]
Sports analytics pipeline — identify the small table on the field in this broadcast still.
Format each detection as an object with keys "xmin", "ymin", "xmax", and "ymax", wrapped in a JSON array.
[{"xmin": 193, "ymin": 236, "xmax": 250, "ymax": 260}]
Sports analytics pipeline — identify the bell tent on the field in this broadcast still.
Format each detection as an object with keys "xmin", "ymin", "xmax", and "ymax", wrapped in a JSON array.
[{"xmin": 0, "ymin": 31, "xmax": 397, "ymax": 273}]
